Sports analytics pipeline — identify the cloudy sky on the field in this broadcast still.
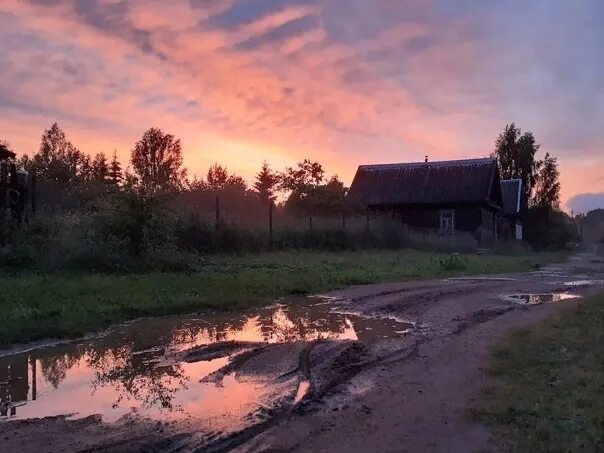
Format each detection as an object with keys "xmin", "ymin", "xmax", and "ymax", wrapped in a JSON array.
[{"xmin": 1, "ymin": 0, "xmax": 603, "ymax": 211}]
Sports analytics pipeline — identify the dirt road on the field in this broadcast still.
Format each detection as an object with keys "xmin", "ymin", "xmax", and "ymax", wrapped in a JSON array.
[{"xmin": 2, "ymin": 249, "xmax": 604, "ymax": 452}]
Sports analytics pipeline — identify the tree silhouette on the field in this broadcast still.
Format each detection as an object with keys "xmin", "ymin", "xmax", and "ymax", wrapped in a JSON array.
[
  {"xmin": 28, "ymin": 123, "xmax": 88, "ymax": 186},
  {"xmin": 91, "ymin": 152, "xmax": 110, "ymax": 184},
  {"xmin": 281, "ymin": 159, "xmax": 325, "ymax": 214},
  {"xmin": 493, "ymin": 123, "xmax": 541, "ymax": 205},
  {"xmin": 253, "ymin": 161, "xmax": 280, "ymax": 203},
  {"xmin": 206, "ymin": 163, "xmax": 229, "ymax": 191},
  {"xmin": 206, "ymin": 163, "xmax": 247, "ymax": 192},
  {"xmin": 309, "ymin": 175, "xmax": 348, "ymax": 215},
  {"xmin": 131, "ymin": 128, "xmax": 186, "ymax": 196},
  {"xmin": 108, "ymin": 150, "xmax": 123, "ymax": 186},
  {"xmin": 0, "ymin": 141, "xmax": 14, "ymax": 160},
  {"xmin": 532, "ymin": 153, "xmax": 560, "ymax": 209}
]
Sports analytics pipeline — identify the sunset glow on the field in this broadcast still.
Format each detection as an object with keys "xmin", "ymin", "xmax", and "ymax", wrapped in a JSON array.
[{"xmin": 1, "ymin": 0, "xmax": 603, "ymax": 211}]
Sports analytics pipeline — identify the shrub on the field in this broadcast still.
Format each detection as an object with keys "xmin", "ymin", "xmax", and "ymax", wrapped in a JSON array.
[{"xmin": 437, "ymin": 254, "xmax": 467, "ymax": 271}]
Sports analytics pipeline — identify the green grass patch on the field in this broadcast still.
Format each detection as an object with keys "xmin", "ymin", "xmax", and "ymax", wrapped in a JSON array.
[
  {"xmin": 0, "ymin": 249, "xmax": 563, "ymax": 347},
  {"xmin": 474, "ymin": 290, "xmax": 604, "ymax": 451}
]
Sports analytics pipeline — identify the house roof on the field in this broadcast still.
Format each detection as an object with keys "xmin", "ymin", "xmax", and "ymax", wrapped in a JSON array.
[
  {"xmin": 500, "ymin": 179, "xmax": 522, "ymax": 215},
  {"xmin": 0, "ymin": 144, "xmax": 16, "ymax": 160},
  {"xmin": 348, "ymin": 157, "xmax": 502, "ymax": 208}
]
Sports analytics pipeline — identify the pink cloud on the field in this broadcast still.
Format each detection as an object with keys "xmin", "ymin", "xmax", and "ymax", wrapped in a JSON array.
[{"xmin": 0, "ymin": 0, "xmax": 602, "ymax": 207}]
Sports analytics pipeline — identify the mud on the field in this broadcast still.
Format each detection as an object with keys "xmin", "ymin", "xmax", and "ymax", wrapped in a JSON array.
[{"xmin": 2, "ymin": 247, "xmax": 604, "ymax": 452}]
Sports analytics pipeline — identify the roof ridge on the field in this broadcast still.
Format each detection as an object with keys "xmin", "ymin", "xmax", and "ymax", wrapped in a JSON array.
[{"xmin": 359, "ymin": 157, "xmax": 495, "ymax": 170}]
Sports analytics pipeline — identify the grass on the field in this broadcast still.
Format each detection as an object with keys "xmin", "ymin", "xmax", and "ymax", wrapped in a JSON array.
[
  {"xmin": 0, "ymin": 249, "xmax": 563, "ymax": 347},
  {"xmin": 474, "ymin": 290, "xmax": 604, "ymax": 451}
]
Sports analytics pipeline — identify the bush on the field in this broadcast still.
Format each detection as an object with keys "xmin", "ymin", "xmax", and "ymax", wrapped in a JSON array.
[
  {"xmin": 0, "ymin": 192, "xmax": 199, "ymax": 273},
  {"xmin": 437, "ymin": 254, "xmax": 467, "ymax": 271}
]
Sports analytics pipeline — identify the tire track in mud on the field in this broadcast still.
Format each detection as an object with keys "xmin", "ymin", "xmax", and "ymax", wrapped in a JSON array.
[
  {"xmin": 183, "ymin": 305, "xmax": 516, "ymax": 452},
  {"xmin": 137, "ymin": 282, "xmax": 519, "ymax": 452}
]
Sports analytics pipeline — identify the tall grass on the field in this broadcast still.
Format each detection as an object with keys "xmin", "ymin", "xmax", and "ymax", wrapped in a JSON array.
[{"xmin": 0, "ymin": 207, "xmax": 482, "ymax": 273}]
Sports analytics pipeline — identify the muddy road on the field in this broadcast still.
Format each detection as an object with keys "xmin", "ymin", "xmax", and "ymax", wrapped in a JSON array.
[{"xmin": 2, "ymin": 249, "xmax": 604, "ymax": 452}]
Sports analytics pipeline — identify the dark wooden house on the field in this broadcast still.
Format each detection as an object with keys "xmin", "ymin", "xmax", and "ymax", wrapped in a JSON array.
[
  {"xmin": 348, "ymin": 158, "xmax": 504, "ymax": 242},
  {"xmin": 500, "ymin": 179, "xmax": 523, "ymax": 240}
]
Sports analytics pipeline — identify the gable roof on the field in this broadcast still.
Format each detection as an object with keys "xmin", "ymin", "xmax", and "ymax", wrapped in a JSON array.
[
  {"xmin": 348, "ymin": 157, "xmax": 503, "ymax": 208},
  {"xmin": 500, "ymin": 179, "xmax": 522, "ymax": 215},
  {"xmin": 0, "ymin": 144, "xmax": 16, "ymax": 160}
]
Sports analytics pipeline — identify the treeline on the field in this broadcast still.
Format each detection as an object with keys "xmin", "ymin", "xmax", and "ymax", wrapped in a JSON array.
[
  {"xmin": 11, "ymin": 123, "xmax": 348, "ymax": 216},
  {"xmin": 0, "ymin": 123, "xmax": 372, "ymax": 271}
]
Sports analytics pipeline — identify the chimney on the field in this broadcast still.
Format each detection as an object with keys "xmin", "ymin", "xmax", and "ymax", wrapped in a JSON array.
[{"xmin": 425, "ymin": 155, "xmax": 429, "ymax": 163}]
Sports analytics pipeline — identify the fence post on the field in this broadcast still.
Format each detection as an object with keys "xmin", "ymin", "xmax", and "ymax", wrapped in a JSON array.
[
  {"xmin": 342, "ymin": 211, "xmax": 346, "ymax": 231},
  {"xmin": 268, "ymin": 201, "xmax": 273, "ymax": 248},
  {"xmin": 215, "ymin": 195, "xmax": 220, "ymax": 227},
  {"xmin": 309, "ymin": 215, "xmax": 313, "ymax": 233}
]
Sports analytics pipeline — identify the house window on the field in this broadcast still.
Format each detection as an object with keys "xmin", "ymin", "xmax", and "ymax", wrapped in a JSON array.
[{"xmin": 439, "ymin": 210, "xmax": 455, "ymax": 233}]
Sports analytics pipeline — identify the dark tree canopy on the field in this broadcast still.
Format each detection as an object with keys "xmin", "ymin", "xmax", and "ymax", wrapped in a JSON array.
[
  {"xmin": 0, "ymin": 140, "xmax": 14, "ymax": 159},
  {"xmin": 493, "ymin": 123, "xmax": 541, "ymax": 204},
  {"xmin": 108, "ymin": 150, "xmax": 123, "ymax": 186},
  {"xmin": 206, "ymin": 163, "xmax": 229, "ymax": 191},
  {"xmin": 281, "ymin": 159, "xmax": 326, "ymax": 214},
  {"xmin": 131, "ymin": 128, "xmax": 186, "ymax": 196},
  {"xmin": 204, "ymin": 163, "xmax": 247, "ymax": 193},
  {"xmin": 91, "ymin": 152, "xmax": 110, "ymax": 184},
  {"xmin": 281, "ymin": 159, "xmax": 324, "ymax": 193},
  {"xmin": 309, "ymin": 175, "xmax": 348, "ymax": 215},
  {"xmin": 253, "ymin": 161, "xmax": 281, "ymax": 203},
  {"xmin": 26, "ymin": 122, "xmax": 89, "ymax": 186},
  {"xmin": 532, "ymin": 153, "xmax": 560, "ymax": 209}
]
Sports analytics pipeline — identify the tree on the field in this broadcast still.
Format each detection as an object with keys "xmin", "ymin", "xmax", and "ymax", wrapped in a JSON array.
[
  {"xmin": 206, "ymin": 163, "xmax": 229, "ymax": 191},
  {"xmin": 493, "ymin": 123, "xmax": 541, "ymax": 204},
  {"xmin": 108, "ymin": 150, "xmax": 123, "ymax": 186},
  {"xmin": 205, "ymin": 163, "xmax": 247, "ymax": 192},
  {"xmin": 79, "ymin": 154, "xmax": 93, "ymax": 182},
  {"xmin": 28, "ymin": 122, "xmax": 88, "ymax": 185},
  {"xmin": 532, "ymin": 153, "xmax": 560, "ymax": 209},
  {"xmin": 310, "ymin": 175, "xmax": 349, "ymax": 215},
  {"xmin": 253, "ymin": 161, "xmax": 280, "ymax": 203},
  {"xmin": 281, "ymin": 159, "xmax": 325, "ymax": 214},
  {"xmin": 0, "ymin": 140, "xmax": 13, "ymax": 157},
  {"xmin": 91, "ymin": 152, "xmax": 110, "ymax": 184},
  {"xmin": 130, "ymin": 128, "xmax": 186, "ymax": 196},
  {"xmin": 281, "ymin": 159, "xmax": 324, "ymax": 193}
]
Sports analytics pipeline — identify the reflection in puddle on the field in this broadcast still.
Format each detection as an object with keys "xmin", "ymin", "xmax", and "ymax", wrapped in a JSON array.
[
  {"xmin": 0, "ymin": 297, "xmax": 411, "ymax": 436},
  {"xmin": 560, "ymin": 280, "xmax": 604, "ymax": 287},
  {"xmin": 445, "ymin": 277, "xmax": 516, "ymax": 282},
  {"xmin": 500, "ymin": 293, "xmax": 579, "ymax": 305},
  {"xmin": 293, "ymin": 380, "xmax": 310, "ymax": 404}
]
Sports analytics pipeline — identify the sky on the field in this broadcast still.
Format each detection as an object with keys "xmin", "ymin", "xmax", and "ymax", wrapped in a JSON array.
[{"xmin": 1, "ymin": 0, "xmax": 603, "ymax": 212}]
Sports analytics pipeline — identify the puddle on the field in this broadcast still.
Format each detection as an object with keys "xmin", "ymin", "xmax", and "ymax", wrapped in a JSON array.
[
  {"xmin": 0, "ymin": 297, "xmax": 411, "ymax": 437},
  {"xmin": 559, "ymin": 280, "xmax": 604, "ymax": 287},
  {"xmin": 499, "ymin": 293, "xmax": 579, "ymax": 305},
  {"xmin": 293, "ymin": 380, "xmax": 310, "ymax": 404},
  {"xmin": 445, "ymin": 277, "xmax": 516, "ymax": 282}
]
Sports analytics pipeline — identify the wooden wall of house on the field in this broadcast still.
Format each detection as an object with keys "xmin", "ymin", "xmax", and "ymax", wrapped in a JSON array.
[{"xmin": 371, "ymin": 204, "xmax": 498, "ymax": 243}]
